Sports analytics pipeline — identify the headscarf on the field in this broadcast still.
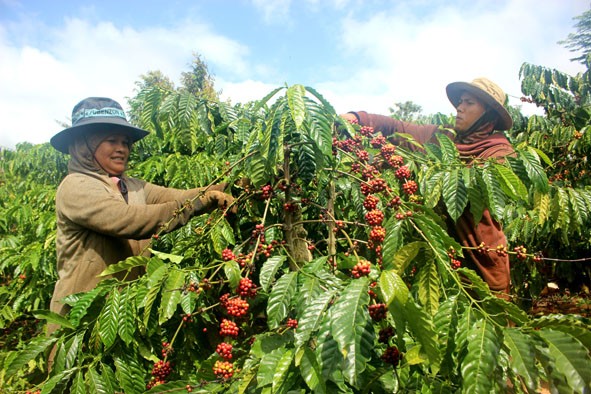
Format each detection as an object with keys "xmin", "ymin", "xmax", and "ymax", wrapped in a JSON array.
[
  {"xmin": 67, "ymin": 131, "xmax": 127, "ymax": 176},
  {"xmin": 455, "ymin": 110, "xmax": 498, "ymax": 145}
]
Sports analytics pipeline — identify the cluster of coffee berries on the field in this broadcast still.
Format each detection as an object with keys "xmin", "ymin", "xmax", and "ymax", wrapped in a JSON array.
[
  {"xmin": 369, "ymin": 226, "xmax": 386, "ymax": 243},
  {"xmin": 362, "ymin": 165, "xmax": 380, "ymax": 180},
  {"xmin": 351, "ymin": 260, "xmax": 371, "ymax": 278},
  {"xmin": 359, "ymin": 125, "xmax": 375, "ymax": 137},
  {"xmin": 519, "ymin": 96, "xmax": 534, "ymax": 103},
  {"xmin": 216, "ymin": 342, "xmax": 233, "ymax": 360},
  {"xmin": 495, "ymin": 244, "xmax": 508, "ymax": 257},
  {"xmin": 333, "ymin": 136, "xmax": 361, "ymax": 153},
  {"xmin": 356, "ymin": 149, "xmax": 370, "ymax": 162},
  {"xmin": 402, "ymin": 180, "xmax": 418, "ymax": 195},
  {"xmin": 219, "ymin": 318, "xmax": 239, "ymax": 337},
  {"xmin": 378, "ymin": 326, "xmax": 395, "ymax": 344},
  {"xmin": 395, "ymin": 165, "xmax": 411, "ymax": 180},
  {"xmin": 213, "ymin": 360, "xmax": 235, "ymax": 380},
  {"xmin": 260, "ymin": 184, "xmax": 273, "ymax": 200},
  {"xmin": 388, "ymin": 195, "xmax": 402, "ymax": 208},
  {"xmin": 451, "ymin": 258, "xmax": 462, "ymax": 270},
  {"xmin": 368, "ymin": 178, "xmax": 388, "ymax": 194},
  {"xmin": 370, "ymin": 135, "xmax": 387, "ymax": 147},
  {"xmin": 224, "ymin": 297, "xmax": 249, "ymax": 318},
  {"xmin": 476, "ymin": 242, "xmax": 488, "ymax": 254},
  {"xmin": 363, "ymin": 194, "xmax": 380, "ymax": 210},
  {"xmin": 222, "ymin": 248, "xmax": 236, "ymax": 261},
  {"xmin": 381, "ymin": 346, "xmax": 401, "ymax": 367},
  {"xmin": 395, "ymin": 210, "xmax": 413, "ymax": 220},
  {"xmin": 365, "ymin": 209, "xmax": 385, "ymax": 226},
  {"xmin": 186, "ymin": 281, "xmax": 200, "ymax": 294},
  {"xmin": 283, "ymin": 202, "xmax": 298, "ymax": 212},
  {"xmin": 286, "ymin": 318, "xmax": 298, "ymax": 329},
  {"xmin": 368, "ymin": 281, "xmax": 378, "ymax": 299},
  {"xmin": 238, "ymin": 277, "xmax": 257, "ymax": 298},
  {"xmin": 368, "ymin": 303, "xmax": 387, "ymax": 321},
  {"xmin": 380, "ymin": 144, "xmax": 396, "ymax": 160},
  {"xmin": 251, "ymin": 224, "xmax": 265, "ymax": 241},
  {"xmin": 387, "ymin": 154, "xmax": 404, "ymax": 168},
  {"xmin": 147, "ymin": 360, "xmax": 172, "ymax": 388},
  {"xmin": 161, "ymin": 342, "xmax": 172, "ymax": 358},
  {"xmin": 513, "ymin": 245, "xmax": 528, "ymax": 260}
]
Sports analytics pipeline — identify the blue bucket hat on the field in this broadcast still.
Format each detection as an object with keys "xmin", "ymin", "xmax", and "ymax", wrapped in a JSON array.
[{"xmin": 50, "ymin": 97, "xmax": 149, "ymax": 154}]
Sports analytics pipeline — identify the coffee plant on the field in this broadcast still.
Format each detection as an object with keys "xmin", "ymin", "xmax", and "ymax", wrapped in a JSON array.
[{"xmin": 1, "ymin": 67, "xmax": 590, "ymax": 393}]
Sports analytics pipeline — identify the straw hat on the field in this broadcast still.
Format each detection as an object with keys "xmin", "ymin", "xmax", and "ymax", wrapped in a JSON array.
[{"xmin": 446, "ymin": 77, "xmax": 513, "ymax": 130}]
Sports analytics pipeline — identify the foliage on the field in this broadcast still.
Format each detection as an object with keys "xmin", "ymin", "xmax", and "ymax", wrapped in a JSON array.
[
  {"xmin": 1, "ymin": 77, "xmax": 590, "ymax": 394},
  {"xmin": 558, "ymin": 8, "xmax": 591, "ymax": 65}
]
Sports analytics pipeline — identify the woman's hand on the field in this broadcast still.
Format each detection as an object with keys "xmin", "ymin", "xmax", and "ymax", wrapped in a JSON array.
[{"xmin": 194, "ymin": 190, "xmax": 236, "ymax": 214}]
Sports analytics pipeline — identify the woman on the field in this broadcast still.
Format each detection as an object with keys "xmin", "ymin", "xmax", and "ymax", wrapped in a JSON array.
[
  {"xmin": 341, "ymin": 78, "xmax": 514, "ymax": 295},
  {"xmin": 48, "ymin": 97, "xmax": 235, "ymax": 326}
]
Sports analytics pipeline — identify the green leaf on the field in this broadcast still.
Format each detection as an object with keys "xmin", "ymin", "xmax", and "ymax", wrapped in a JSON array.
[
  {"xmin": 433, "ymin": 295, "xmax": 463, "ymax": 375},
  {"xmin": 32, "ymin": 310, "xmax": 75, "ymax": 330},
  {"xmin": 159, "ymin": 268, "xmax": 185, "ymax": 324},
  {"xmin": 287, "ymin": 84, "xmax": 307, "ymax": 130},
  {"xmin": 455, "ymin": 268, "xmax": 492, "ymax": 299},
  {"xmin": 531, "ymin": 314, "xmax": 591, "ymax": 350},
  {"xmin": 379, "ymin": 269, "xmax": 409, "ymax": 308},
  {"xmin": 118, "ymin": 286, "xmax": 137, "ymax": 345},
  {"xmin": 482, "ymin": 162, "xmax": 506, "ymax": 219},
  {"xmin": 40, "ymin": 368, "xmax": 75, "ymax": 394},
  {"xmin": 5, "ymin": 336, "xmax": 57, "ymax": 378},
  {"xmin": 494, "ymin": 163, "xmax": 528, "ymax": 201},
  {"xmin": 68, "ymin": 285, "xmax": 110, "ymax": 326},
  {"xmin": 142, "ymin": 263, "xmax": 168, "ymax": 329},
  {"xmin": 298, "ymin": 347, "xmax": 327, "ymax": 394},
  {"xmin": 404, "ymin": 300, "xmax": 441, "ymax": 370},
  {"xmin": 503, "ymin": 328, "xmax": 538, "ymax": 391},
  {"xmin": 114, "ymin": 349, "xmax": 146, "ymax": 394},
  {"xmin": 460, "ymin": 319, "xmax": 500, "ymax": 394},
  {"xmin": 86, "ymin": 366, "xmax": 112, "ymax": 394},
  {"xmin": 258, "ymin": 347, "xmax": 285, "ymax": 388},
  {"xmin": 259, "ymin": 255, "xmax": 287, "ymax": 292},
  {"xmin": 442, "ymin": 169, "xmax": 469, "ymax": 222},
  {"xmin": 149, "ymin": 249, "xmax": 184, "ymax": 264},
  {"xmin": 436, "ymin": 133, "xmax": 459, "ymax": 162},
  {"xmin": 71, "ymin": 370, "xmax": 87, "ymax": 394},
  {"xmin": 330, "ymin": 277, "xmax": 374, "ymax": 386},
  {"xmin": 389, "ymin": 241, "xmax": 425, "ymax": 274},
  {"xmin": 224, "ymin": 260, "xmax": 241, "ymax": 289},
  {"xmin": 99, "ymin": 256, "xmax": 149, "ymax": 276},
  {"xmin": 416, "ymin": 258, "xmax": 440, "ymax": 316},
  {"xmin": 538, "ymin": 329, "xmax": 591, "ymax": 392},
  {"xmin": 272, "ymin": 348, "xmax": 295, "ymax": 393},
  {"xmin": 521, "ymin": 148, "xmax": 549, "ymax": 193},
  {"xmin": 99, "ymin": 288, "xmax": 121, "ymax": 348},
  {"xmin": 294, "ymin": 290, "xmax": 335, "ymax": 348},
  {"xmin": 267, "ymin": 271, "xmax": 298, "ymax": 329},
  {"xmin": 381, "ymin": 218, "xmax": 404, "ymax": 269}
]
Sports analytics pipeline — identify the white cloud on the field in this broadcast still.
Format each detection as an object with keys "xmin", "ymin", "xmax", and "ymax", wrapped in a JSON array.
[
  {"xmin": 329, "ymin": 0, "xmax": 587, "ymax": 116},
  {"xmin": 0, "ymin": 17, "xmax": 251, "ymax": 148}
]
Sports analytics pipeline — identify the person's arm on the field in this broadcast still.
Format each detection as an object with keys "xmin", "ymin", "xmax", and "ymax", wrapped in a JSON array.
[
  {"xmin": 57, "ymin": 175, "xmax": 232, "ymax": 240},
  {"xmin": 342, "ymin": 111, "xmax": 439, "ymax": 145}
]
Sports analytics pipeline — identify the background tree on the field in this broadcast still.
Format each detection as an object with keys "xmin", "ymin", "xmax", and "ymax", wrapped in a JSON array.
[
  {"xmin": 559, "ymin": 8, "xmax": 591, "ymax": 65},
  {"xmin": 179, "ymin": 52, "xmax": 218, "ymax": 101}
]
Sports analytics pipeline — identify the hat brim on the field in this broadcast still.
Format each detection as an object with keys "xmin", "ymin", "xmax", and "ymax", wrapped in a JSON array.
[
  {"xmin": 446, "ymin": 81, "xmax": 513, "ymax": 130},
  {"xmin": 50, "ymin": 119, "xmax": 149, "ymax": 154}
]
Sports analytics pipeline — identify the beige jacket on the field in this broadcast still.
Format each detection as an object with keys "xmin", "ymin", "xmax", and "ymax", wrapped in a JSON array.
[{"xmin": 49, "ymin": 172, "xmax": 203, "ymax": 316}]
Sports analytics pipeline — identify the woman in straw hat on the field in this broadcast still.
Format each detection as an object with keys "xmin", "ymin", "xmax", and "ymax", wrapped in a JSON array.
[
  {"xmin": 341, "ymin": 77, "xmax": 514, "ymax": 296},
  {"xmin": 48, "ymin": 97, "xmax": 236, "ymax": 332}
]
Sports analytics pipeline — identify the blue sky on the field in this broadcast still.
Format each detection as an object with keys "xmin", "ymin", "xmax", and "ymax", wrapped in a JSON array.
[{"xmin": 0, "ymin": 0, "xmax": 588, "ymax": 149}]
